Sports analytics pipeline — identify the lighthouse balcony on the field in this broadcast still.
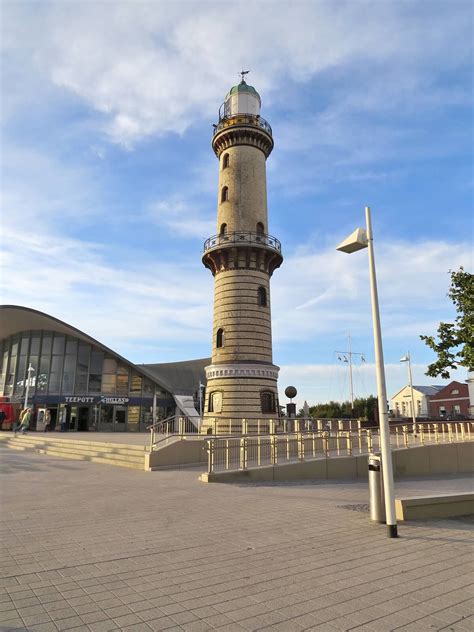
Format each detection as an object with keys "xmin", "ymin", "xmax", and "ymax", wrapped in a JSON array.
[
  {"xmin": 203, "ymin": 231, "xmax": 281, "ymax": 255},
  {"xmin": 212, "ymin": 114, "xmax": 272, "ymax": 138}
]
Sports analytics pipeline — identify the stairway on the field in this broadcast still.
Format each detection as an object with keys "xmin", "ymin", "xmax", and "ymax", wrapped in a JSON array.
[{"xmin": 0, "ymin": 434, "xmax": 147, "ymax": 470}]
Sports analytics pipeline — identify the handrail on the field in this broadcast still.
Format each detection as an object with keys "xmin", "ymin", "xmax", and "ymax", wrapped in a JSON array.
[
  {"xmin": 213, "ymin": 114, "xmax": 272, "ymax": 137},
  {"xmin": 148, "ymin": 416, "xmax": 474, "ymax": 452},
  {"xmin": 203, "ymin": 231, "xmax": 281, "ymax": 254},
  {"xmin": 148, "ymin": 415, "xmax": 180, "ymax": 451},
  {"xmin": 204, "ymin": 421, "xmax": 474, "ymax": 474}
]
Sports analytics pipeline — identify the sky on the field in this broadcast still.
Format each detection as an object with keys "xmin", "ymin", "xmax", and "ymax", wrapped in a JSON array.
[{"xmin": 1, "ymin": 0, "xmax": 473, "ymax": 409}]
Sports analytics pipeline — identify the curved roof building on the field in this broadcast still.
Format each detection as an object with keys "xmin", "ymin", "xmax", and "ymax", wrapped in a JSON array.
[{"xmin": 0, "ymin": 306, "xmax": 209, "ymax": 432}]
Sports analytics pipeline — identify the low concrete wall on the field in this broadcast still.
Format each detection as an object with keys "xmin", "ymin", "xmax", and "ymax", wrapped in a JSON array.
[
  {"xmin": 200, "ymin": 442, "xmax": 474, "ymax": 483},
  {"xmin": 395, "ymin": 493, "xmax": 474, "ymax": 520},
  {"xmin": 146, "ymin": 437, "xmax": 208, "ymax": 470}
]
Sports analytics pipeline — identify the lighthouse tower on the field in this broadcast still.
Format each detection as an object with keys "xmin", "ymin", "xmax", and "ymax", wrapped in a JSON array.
[{"xmin": 202, "ymin": 74, "xmax": 283, "ymax": 431}]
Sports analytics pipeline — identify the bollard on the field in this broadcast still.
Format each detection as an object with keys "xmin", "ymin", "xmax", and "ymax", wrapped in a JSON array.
[{"xmin": 368, "ymin": 454, "xmax": 385, "ymax": 523}]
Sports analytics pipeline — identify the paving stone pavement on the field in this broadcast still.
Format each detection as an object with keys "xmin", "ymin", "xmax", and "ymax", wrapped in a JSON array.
[{"xmin": 0, "ymin": 444, "xmax": 473, "ymax": 632}]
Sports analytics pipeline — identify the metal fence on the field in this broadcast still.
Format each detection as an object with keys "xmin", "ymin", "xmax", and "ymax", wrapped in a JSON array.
[{"xmin": 205, "ymin": 421, "xmax": 473, "ymax": 474}]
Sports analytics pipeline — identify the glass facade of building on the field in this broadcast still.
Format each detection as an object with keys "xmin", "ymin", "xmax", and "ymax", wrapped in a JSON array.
[{"xmin": 0, "ymin": 331, "xmax": 175, "ymax": 432}]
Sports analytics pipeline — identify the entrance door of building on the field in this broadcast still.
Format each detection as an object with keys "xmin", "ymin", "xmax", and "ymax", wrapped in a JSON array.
[
  {"xmin": 114, "ymin": 406, "xmax": 127, "ymax": 431},
  {"xmin": 77, "ymin": 407, "xmax": 89, "ymax": 431},
  {"xmin": 100, "ymin": 405, "xmax": 113, "ymax": 431}
]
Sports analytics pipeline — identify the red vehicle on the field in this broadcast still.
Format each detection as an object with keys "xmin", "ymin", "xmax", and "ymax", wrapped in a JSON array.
[{"xmin": 0, "ymin": 397, "xmax": 16, "ymax": 431}]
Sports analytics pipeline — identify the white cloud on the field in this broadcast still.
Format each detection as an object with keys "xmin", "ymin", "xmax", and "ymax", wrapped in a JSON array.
[
  {"xmin": 148, "ymin": 197, "xmax": 214, "ymax": 239},
  {"xmin": 272, "ymin": 238, "xmax": 472, "ymax": 343},
  {"xmin": 2, "ymin": 1, "xmax": 471, "ymax": 145},
  {"xmin": 0, "ymin": 222, "xmax": 213, "ymax": 356}
]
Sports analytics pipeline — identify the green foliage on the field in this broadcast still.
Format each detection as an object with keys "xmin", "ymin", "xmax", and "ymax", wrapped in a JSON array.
[
  {"xmin": 420, "ymin": 267, "xmax": 474, "ymax": 379},
  {"xmin": 299, "ymin": 395, "xmax": 377, "ymax": 421}
]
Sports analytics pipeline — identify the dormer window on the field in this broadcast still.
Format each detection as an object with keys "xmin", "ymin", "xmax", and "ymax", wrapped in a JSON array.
[{"xmin": 451, "ymin": 389, "xmax": 459, "ymax": 395}]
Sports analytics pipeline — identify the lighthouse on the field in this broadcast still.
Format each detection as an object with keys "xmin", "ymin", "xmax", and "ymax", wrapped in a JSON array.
[{"xmin": 201, "ymin": 73, "xmax": 283, "ymax": 432}]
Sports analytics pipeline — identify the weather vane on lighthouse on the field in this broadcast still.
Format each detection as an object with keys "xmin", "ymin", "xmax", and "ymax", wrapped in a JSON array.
[{"xmin": 240, "ymin": 69, "xmax": 250, "ymax": 82}]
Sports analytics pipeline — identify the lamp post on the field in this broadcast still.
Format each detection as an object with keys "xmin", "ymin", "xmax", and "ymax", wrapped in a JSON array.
[
  {"xmin": 400, "ymin": 352, "xmax": 417, "ymax": 432},
  {"xmin": 336, "ymin": 206, "xmax": 398, "ymax": 538},
  {"xmin": 24, "ymin": 364, "xmax": 35, "ymax": 409},
  {"xmin": 198, "ymin": 382, "xmax": 204, "ymax": 418}
]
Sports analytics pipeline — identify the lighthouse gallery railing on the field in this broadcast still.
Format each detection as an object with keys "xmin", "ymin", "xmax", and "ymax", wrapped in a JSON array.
[{"xmin": 203, "ymin": 231, "xmax": 281, "ymax": 254}]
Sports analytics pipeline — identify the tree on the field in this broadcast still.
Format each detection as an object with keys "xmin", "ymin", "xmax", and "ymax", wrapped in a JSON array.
[
  {"xmin": 299, "ymin": 396, "xmax": 377, "ymax": 420},
  {"xmin": 420, "ymin": 267, "xmax": 474, "ymax": 379}
]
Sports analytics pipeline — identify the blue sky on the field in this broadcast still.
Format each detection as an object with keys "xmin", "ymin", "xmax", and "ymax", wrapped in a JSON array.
[{"xmin": 1, "ymin": 0, "xmax": 473, "ymax": 408}]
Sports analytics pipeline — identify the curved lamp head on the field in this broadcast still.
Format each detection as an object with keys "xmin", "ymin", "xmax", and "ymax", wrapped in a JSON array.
[{"xmin": 336, "ymin": 227, "xmax": 368, "ymax": 254}]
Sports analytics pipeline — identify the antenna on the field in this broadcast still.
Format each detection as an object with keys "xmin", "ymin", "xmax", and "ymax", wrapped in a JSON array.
[
  {"xmin": 240, "ymin": 69, "xmax": 250, "ymax": 82},
  {"xmin": 335, "ymin": 334, "xmax": 365, "ymax": 414}
]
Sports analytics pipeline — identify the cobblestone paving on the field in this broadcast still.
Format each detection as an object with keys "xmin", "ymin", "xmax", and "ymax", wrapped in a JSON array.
[{"xmin": 0, "ymin": 444, "xmax": 473, "ymax": 631}]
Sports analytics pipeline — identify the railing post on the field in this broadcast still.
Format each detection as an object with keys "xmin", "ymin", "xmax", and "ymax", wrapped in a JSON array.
[
  {"xmin": 323, "ymin": 431, "xmax": 330, "ymax": 457},
  {"xmin": 448, "ymin": 424, "xmax": 453, "ymax": 443},
  {"xmin": 317, "ymin": 419, "xmax": 323, "ymax": 432},
  {"xmin": 178, "ymin": 417, "xmax": 184, "ymax": 436},
  {"xmin": 433, "ymin": 424, "xmax": 439, "ymax": 444},
  {"xmin": 242, "ymin": 418, "xmax": 247, "ymax": 435},
  {"xmin": 419, "ymin": 424, "xmax": 424, "ymax": 445},
  {"xmin": 367, "ymin": 429, "xmax": 373, "ymax": 453},
  {"xmin": 208, "ymin": 440, "xmax": 214, "ymax": 474},
  {"xmin": 402, "ymin": 425, "xmax": 408, "ymax": 448},
  {"xmin": 240, "ymin": 437, "xmax": 247, "ymax": 470},
  {"xmin": 298, "ymin": 433, "xmax": 305, "ymax": 461},
  {"xmin": 336, "ymin": 431, "xmax": 340, "ymax": 455},
  {"xmin": 346, "ymin": 432, "xmax": 352, "ymax": 456},
  {"xmin": 461, "ymin": 423, "xmax": 466, "ymax": 442},
  {"xmin": 338, "ymin": 419, "xmax": 344, "ymax": 432},
  {"xmin": 271, "ymin": 435, "xmax": 277, "ymax": 464},
  {"xmin": 225, "ymin": 439, "xmax": 229, "ymax": 470}
]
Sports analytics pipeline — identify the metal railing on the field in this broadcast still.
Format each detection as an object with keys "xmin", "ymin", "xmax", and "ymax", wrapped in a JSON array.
[
  {"xmin": 148, "ymin": 415, "xmax": 199, "ymax": 451},
  {"xmin": 200, "ymin": 417, "xmax": 278, "ymax": 436},
  {"xmin": 204, "ymin": 421, "xmax": 474, "ymax": 474},
  {"xmin": 203, "ymin": 231, "xmax": 281, "ymax": 255},
  {"xmin": 213, "ymin": 114, "xmax": 272, "ymax": 137}
]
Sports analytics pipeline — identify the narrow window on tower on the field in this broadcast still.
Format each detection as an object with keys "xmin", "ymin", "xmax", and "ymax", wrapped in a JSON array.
[
  {"xmin": 256, "ymin": 222, "xmax": 265, "ymax": 234},
  {"xmin": 221, "ymin": 186, "xmax": 229, "ymax": 203},
  {"xmin": 222, "ymin": 153, "xmax": 230, "ymax": 169},
  {"xmin": 220, "ymin": 223, "xmax": 227, "ymax": 237},
  {"xmin": 208, "ymin": 391, "xmax": 222, "ymax": 413},
  {"xmin": 261, "ymin": 391, "xmax": 276, "ymax": 414},
  {"xmin": 258, "ymin": 286, "xmax": 267, "ymax": 307},
  {"xmin": 216, "ymin": 328, "xmax": 224, "ymax": 348}
]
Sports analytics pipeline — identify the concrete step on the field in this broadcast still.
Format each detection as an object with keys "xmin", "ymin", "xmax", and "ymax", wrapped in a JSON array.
[
  {"xmin": 9, "ymin": 441, "xmax": 145, "ymax": 459},
  {"xmin": 0, "ymin": 435, "xmax": 146, "ymax": 470},
  {"xmin": 1, "ymin": 435, "xmax": 146, "ymax": 453}
]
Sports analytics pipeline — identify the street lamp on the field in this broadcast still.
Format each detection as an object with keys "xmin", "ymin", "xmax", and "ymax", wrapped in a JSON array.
[
  {"xmin": 198, "ymin": 382, "xmax": 205, "ymax": 418},
  {"xmin": 24, "ymin": 364, "xmax": 35, "ymax": 409},
  {"xmin": 337, "ymin": 206, "xmax": 398, "ymax": 538},
  {"xmin": 400, "ymin": 352, "xmax": 417, "ymax": 432}
]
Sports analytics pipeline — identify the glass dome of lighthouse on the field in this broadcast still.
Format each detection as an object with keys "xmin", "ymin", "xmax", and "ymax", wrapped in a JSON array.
[{"xmin": 223, "ymin": 71, "xmax": 261, "ymax": 118}]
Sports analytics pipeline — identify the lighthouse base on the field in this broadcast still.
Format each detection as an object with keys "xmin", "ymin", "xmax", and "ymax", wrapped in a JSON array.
[{"xmin": 201, "ymin": 363, "xmax": 280, "ymax": 434}]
